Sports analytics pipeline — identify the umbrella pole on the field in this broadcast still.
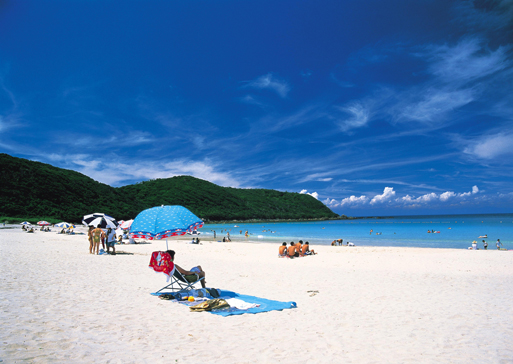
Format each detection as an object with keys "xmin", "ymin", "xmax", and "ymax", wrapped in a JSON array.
[{"xmin": 166, "ymin": 238, "xmax": 168, "ymax": 251}]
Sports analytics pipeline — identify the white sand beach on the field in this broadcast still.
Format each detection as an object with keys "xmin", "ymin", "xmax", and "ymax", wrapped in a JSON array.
[{"xmin": 1, "ymin": 226, "xmax": 513, "ymax": 363}]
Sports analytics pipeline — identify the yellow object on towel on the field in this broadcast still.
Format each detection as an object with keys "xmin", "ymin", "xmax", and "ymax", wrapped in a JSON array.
[{"xmin": 190, "ymin": 299, "xmax": 229, "ymax": 312}]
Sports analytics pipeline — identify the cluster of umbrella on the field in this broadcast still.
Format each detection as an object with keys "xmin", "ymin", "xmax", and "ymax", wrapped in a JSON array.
[
  {"xmin": 21, "ymin": 221, "xmax": 76, "ymax": 229},
  {"xmin": 19, "ymin": 205, "xmax": 202, "ymax": 253},
  {"xmin": 80, "ymin": 205, "xmax": 203, "ymax": 241}
]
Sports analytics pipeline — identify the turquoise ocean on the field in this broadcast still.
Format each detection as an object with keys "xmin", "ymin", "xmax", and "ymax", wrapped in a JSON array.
[{"xmin": 198, "ymin": 213, "xmax": 513, "ymax": 250}]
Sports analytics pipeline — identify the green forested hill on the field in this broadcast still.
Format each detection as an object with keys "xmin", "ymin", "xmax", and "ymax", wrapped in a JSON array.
[
  {"xmin": 0, "ymin": 153, "xmax": 339, "ymax": 223},
  {"xmin": 0, "ymin": 153, "xmax": 140, "ymax": 222}
]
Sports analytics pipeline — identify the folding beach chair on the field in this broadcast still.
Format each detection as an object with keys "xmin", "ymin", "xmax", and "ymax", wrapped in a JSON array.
[
  {"xmin": 149, "ymin": 251, "xmax": 204, "ymax": 294},
  {"xmin": 155, "ymin": 269, "xmax": 205, "ymax": 294}
]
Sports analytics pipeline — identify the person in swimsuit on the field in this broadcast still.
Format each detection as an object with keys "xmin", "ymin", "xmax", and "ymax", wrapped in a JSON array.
[
  {"xmin": 91, "ymin": 225, "xmax": 105, "ymax": 255},
  {"xmin": 296, "ymin": 241, "xmax": 303, "ymax": 255},
  {"xmin": 166, "ymin": 250, "xmax": 206, "ymax": 288},
  {"xmin": 87, "ymin": 226, "xmax": 94, "ymax": 254},
  {"xmin": 287, "ymin": 242, "xmax": 299, "ymax": 258},
  {"xmin": 302, "ymin": 242, "xmax": 316, "ymax": 255},
  {"xmin": 279, "ymin": 242, "xmax": 287, "ymax": 256}
]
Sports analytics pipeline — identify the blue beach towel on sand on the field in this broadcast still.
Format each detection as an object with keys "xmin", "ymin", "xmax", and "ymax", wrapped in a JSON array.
[{"xmin": 156, "ymin": 289, "xmax": 297, "ymax": 316}]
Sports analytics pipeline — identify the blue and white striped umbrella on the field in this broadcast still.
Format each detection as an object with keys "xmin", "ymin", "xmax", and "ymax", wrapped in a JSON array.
[
  {"xmin": 130, "ymin": 205, "xmax": 203, "ymax": 240},
  {"xmin": 56, "ymin": 222, "xmax": 73, "ymax": 229},
  {"xmin": 20, "ymin": 221, "xmax": 31, "ymax": 225},
  {"xmin": 82, "ymin": 213, "xmax": 118, "ymax": 229}
]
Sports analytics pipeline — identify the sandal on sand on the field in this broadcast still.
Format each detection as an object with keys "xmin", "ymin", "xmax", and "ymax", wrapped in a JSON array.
[{"xmin": 159, "ymin": 294, "xmax": 175, "ymax": 300}]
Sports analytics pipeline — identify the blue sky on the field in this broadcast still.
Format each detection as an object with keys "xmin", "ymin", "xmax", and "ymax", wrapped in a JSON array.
[{"xmin": 1, "ymin": 0, "xmax": 512, "ymax": 216}]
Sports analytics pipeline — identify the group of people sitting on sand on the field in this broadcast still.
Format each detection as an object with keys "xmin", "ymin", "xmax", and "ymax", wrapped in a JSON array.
[
  {"xmin": 279, "ymin": 240, "xmax": 316, "ymax": 258},
  {"xmin": 58, "ymin": 228, "xmax": 74, "ymax": 235},
  {"xmin": 22, "ymin": 225, "xmax": 35, "ymax": 233},
  {"xmin": 331, "ymin": 238, "xmax": 355, "ymax": 246}
]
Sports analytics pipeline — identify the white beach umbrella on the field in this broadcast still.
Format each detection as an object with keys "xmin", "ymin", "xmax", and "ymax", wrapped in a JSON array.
[{"xmin": 120, "ymin": 219, "xmax": 134, "ymax": 230}]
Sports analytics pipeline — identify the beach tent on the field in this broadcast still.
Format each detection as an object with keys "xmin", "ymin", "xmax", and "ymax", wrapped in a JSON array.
[{"xmin": 82, "ymin": 213, "xmax": 118, "ymax": 229}]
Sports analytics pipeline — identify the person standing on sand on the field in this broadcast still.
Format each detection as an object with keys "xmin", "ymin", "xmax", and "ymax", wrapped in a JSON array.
[
  {"xmin": 106, "ymin": 228, "xmax": 116, "ymax": 255},
  {"xmin": 87, "ymin": 226, "xmax": 94, "ymax": 254},
  {"xmin": 496, "ymin": 239, "xmax": 502, "ymax": 250},
  {"xmin": 483, "ymin": 240, "xmax": 488, "ymax": 250},
  {"xmin": 91, "ymin": 225, "xmax": 105, "ymax": 254}
]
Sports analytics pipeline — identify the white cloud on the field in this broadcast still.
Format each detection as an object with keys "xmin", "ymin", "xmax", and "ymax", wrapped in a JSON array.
[
  {"xmin": 336, "ymin": 102, "xmax": 371, "ymax": 132},
  {"xmin": 327, "ymin": 185, "xmax": 486, "ymax": 209},
  {"xmin": 417, "ymin": 192, "xmax": 438, "ymax": 202},
  {"xmin": 463, "ymin": 132, "xmax": 513, "ymax": 159},
  {"xmin": 324, "ymin": 198, "xmax": 339, "ymax": 207},
  {"xmin": 398, "ymin": 88, "xmax": 473, "ymax": 123},
  {"xmin": 439, "ymin": 191, "xmax": 456, "ymax": 201},
  {"xmin": 340, "ymin": 195, "xmax": 369, "ymax": 206},
  {"xmin": 427, "ymin": 38, "xmax": 511, "ymax": 83},
  {"xmin": 239, "ymin": 95, "xmax": 266, "ymax": 108},
  {"xmin": 243, "ymin": 73, "xmax": 290, "ymax": 98},
  {"xmin": 402, "ymin": 186, "xmax": 480, "ymax": 204},
  {"xmin": 458, "ymin": 185, "xmax": 480, "ymax": 198},
  {"xmin": 370, "ymin": 187, "xmax": 396, "ymax": 204},
  {"xmin": 401, "ymin": 194, "xmax": 414, "ymax": 203},
  {"xmin": 300, "ymin": 189, "xmax": 319, "ymax": 199},
  {"xmin": 50, "ymin": 154, "xmax": 242, "ymax": 187}
]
